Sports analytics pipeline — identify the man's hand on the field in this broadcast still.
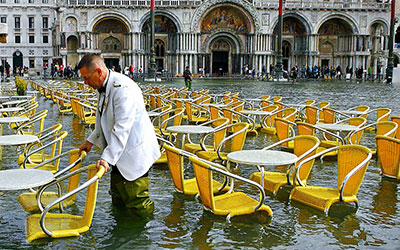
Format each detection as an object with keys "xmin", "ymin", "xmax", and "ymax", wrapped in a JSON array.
[
  {"xmin": 79, "ymin": 140, "xmax": 93, "ymax": 155},
  {"xmin": 96, "ymin": 159, "xmax": 110, "ymax": 173}
]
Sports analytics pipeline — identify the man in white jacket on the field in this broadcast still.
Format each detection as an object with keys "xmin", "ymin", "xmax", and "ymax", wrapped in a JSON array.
[{"xmin": 78, "ymin": 54, "xmax": 160, "ymax": 217}]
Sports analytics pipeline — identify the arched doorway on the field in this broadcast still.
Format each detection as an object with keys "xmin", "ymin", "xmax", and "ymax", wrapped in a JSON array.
[
  {"xmin": 272, "ymin": 16, "xmax": 308, "ymax": 68},
  {"xmin": 318, "ymin": 18, "xmax": 353, "ymax": 67},
  {"xmin": 66, "ymin": 35, "xmax": 79, "ymax": 67},
  {"xmin": 13, "ymin": 51, "xmax": 23, "ymax": 69},
  {"xmin": 154, "ymin": 39, "xmax": 165, "ymax": 71},
  {"xmin": 210, "ymin": 39, "xmax": 231, "ymax": 76},
  {"xmin": 142, "ymin": 15, "xmax": 178, "ymax": 73},
  {"xmin": 93, "ymin": 18, "xmax": 128, "ymax": 69},
  {"xmin": 370, "ymin": 22, "xmax": 387, "ymax": 75},
  {"xmin": 200, "ymin": 5, "xmax": 251, "ymax": 75}
]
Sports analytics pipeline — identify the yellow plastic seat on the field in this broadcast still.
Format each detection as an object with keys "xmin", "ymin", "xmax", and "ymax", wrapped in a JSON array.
[
  {"xmin": 55, "ymin": 95, "xmax": 72, "ymax": 114},
  {"xmin": 26, "ymin": 164, "xmax": 105, "ymax": 242},
  {"xmin": 376, "ymin": 135, "xmax": 400, "ymax": 180},
  {"xmin": 196, "ymin": 122, "xmax": 249, "ymax": 163},
  {"xmin": 261, "ymin": 107, "xmax": 297, "ymax": 134},
  {"xmin": 21, "ymin": 131, "xmax": 69, "ymax": 173},
  {"xmin": 17, "ymin": 149, "xmax": 87, "ymax": 212},
  {"xmin": 364, "ymin": 108, "xmax": 392, "ymax": 132},
  {"xmin": 304, "ymin": 105, "xmax": 319, "ymax": 125},
  {"xmin": 184, "ymin": 117, "xmax": 229, "ymax": 154},
  {"xmin": 189, "ymin": 156, "xmax": 273, "ymax": 219},
  {"xmin": 164, "ymin": 144, "xmax": 228, "ymax": 195},
  {"xmin": 14, "ymin": 109, "xmax": 48, "ymax": 135},
  {"xmin": 289, "ymin": 145, "xmax": 372, "ymax": 214},
  {"xmin": 76, "ymin": 101, "xmax": 96, "ymax": 125},
  {"xmin": 250, "ymin": 135, "xmax": 320, "ymax": 195}
]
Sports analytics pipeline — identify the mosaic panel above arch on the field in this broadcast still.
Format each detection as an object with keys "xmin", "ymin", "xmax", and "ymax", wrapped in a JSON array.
[
  {"xmin": 200, "ymin": 6, "xmax": 249, "ymax": 33},
  {"xmin": 93, "ymin": 18, "xmax": 128, "ymax": 33},
  {"xmin": 142, "ymin": 15, "xmax": 177, "ymax": 33},
  {"xmin": 318, "ymin": 18, "xmax": 353, "ymax": 35},
  {"xmin": 273, "ymin": 16, "xmax": 306, "ymax": 35}
]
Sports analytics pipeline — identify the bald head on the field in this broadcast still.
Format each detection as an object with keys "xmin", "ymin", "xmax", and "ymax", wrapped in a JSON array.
[{"xmin": 77, "ymin": 53, "xmax": 107, "ymax": 73}]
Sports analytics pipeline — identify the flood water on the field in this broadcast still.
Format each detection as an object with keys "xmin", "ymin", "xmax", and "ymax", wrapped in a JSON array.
[{"xmin": 0, "ymin": 79, "xmax": 399, "ymax": 249}]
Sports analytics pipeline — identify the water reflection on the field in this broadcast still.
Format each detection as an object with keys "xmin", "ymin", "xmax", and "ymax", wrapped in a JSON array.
[{"xmin": 372, "ymin": 179, "xmax": 398, "ymax": 223}]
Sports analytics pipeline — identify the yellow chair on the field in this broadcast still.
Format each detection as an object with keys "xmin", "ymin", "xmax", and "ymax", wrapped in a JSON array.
[
  {"xmin": 261, "ymin": 107, "xmax": 297, "ymax": 134},
  {"xmin": 196, "ymin": 122, "xmax": 249, "ymax": 163},
  {"xmin": 25, "ymin": 164, "xmax": 105, "ymax": 242},
  {"xmin": 17, "ymin": 149, "xmax": 87, "ymax": 212},
  {"xmin": 17, "ymin": 124, "xmax": 64, "ymax": 165},
  {"xmin": 391, "ymin": 116, "xmax": 400, "ymax": 139},
  {"xmin": 21, "ymin": 131, "xmax": 68, "ymax": 173},
  {"xmin": 289, "ymin": 145, "xmax": 372, "ymax": 214},
  {"xmin": 76, "ymin": 101, "xmax": 96, "ymax": 125},
  {"xmin": 304, "ymin": 105, "xmax": 319, "ymax": 125},
  {"xmin": 250, "ymin": 135, "xmax": 320, "ymax": 195},
  {"xmin": 318, "ymin": 101, "xmax": 330, "ymax": 123},
  {"xmin": 55, "ymin": 95, "xmax": 73, "ymax": 114},
  {"xmin": 153, "ymin": 108, "xmax": 185, "ymax": 137},
  {"xmin": 375, "ymin": 135, "xmax": 400, "ymax": 180},
  {"xmin": 185, "ymin": 101, "xmax": 210, "ymax": 124},
  {"xmin": 275, "ymin": 117, "xmax": 296, "ymax": 150},
  {"xmin": 184, "ymin": 117, "xmax": 229, "ymax": 154},
  {"xmin": 14, "ymin": 109, "xmax": 48, "ymax": 135},
  {"xmin": 346, "ymin": 105, "xmax": 370, "ymax": 119},
  {"xmin": 164, "ymin": 144, "xmax": 228, "ymax": 195},
  {"xmin": 189, "ymin": 156, "xmax": 273, "ymax": 219},
  {"xmin": 364, "ymin": 108, "xmax": 392, "ymax": 132}
]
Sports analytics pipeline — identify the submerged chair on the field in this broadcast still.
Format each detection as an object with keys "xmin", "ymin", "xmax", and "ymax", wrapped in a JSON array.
[
  {"xmin": 18, "ymin": 149, "xmax": 87, "ymax": 212},
  {"xmin": 21, "ymin": 131, "xmax": 69, "ymax": 173},
  {"xmin": 189, "ymin": 155, "xmax": 273, "ymax": 220},
  {"xmin": 375, "ymin": 135, "xmax": 400, "ymax": 180},
  {"xmin": 196, "ymin": 122, "xmax": 249, "ymax": 163},
  {"xmin": 289, "ymin": 145, "xmax": 372, "ymax": 214},
  {"xmin": 184, "ymin": 117, "xmax": 229, "ymax": 154},
  {"xmin": 25, "ymin": 164, "xmax": 105, "ymax": 242},
  {"xmin": 250, "ymin": 135, "xmax": 320, "ymax": 195},
  {"xmin": 275, "ymin": 117, "xmax": 296, "ymax": 150},
  {"xmin": 164, "ymin": 144, "xmax": 228, "ymax": 195}
]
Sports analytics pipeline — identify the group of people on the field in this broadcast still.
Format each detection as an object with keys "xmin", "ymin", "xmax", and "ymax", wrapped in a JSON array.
[
  {"xmin": 0, "ymin": 62, "xmax": 14, "ymax": 80},
  {"xmin": 48, "ymin": 63, "xmax": 79, "ymax": 79}
]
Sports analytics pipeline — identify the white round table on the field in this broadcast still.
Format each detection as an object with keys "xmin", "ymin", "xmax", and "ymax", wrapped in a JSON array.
[
  {"xmin": 166, "ymin": 125, "xmax": 214, "ymax": 148},
  {"xmin": 340, "ymin": 110, "xmax": 367, "ymax": 116},
  {"xmin": 315, "ymin": 123, "xmax": 357, "ymax": 132},
  {"xmin": 2, "ymin": 100, "xmax": 27, "ymax": 106},
  {"xmin": 227, "ymin": 150, "xmax": 298, "ymax": 195},
  {"xmin": 166, "ymin": 125, "xmax": 214, "ymax": 134},
  {"xmin": 0, "ymin": 135, "xmax": 38, "ymax": 146},
  {"xmin": 240, "ymin": 110, "xmax": 272, "ymax": 116},
  {"xmin": 0, "ymin": 117, "xmax": 29, "ymax": 123},
  {"xmin": 0, "ymin": 107, "xmax": 24, "ymax": 113},
  {"xmin": 0, "ymin": 169, "xmax": 54, "ymax": 190}
]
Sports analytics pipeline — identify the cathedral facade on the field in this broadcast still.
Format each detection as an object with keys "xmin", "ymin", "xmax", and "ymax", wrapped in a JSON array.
[{"xmin": 0, "ymin": 0, "xmax": 396, "ymax": 76}]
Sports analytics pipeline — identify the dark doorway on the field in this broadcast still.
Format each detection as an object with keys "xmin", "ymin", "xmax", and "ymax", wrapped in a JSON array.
[
  {"xmin": 13, "ymin": 51, "xmax": 23, "ymax": 69},
  {"xmin": 283, "ymin": 59, "xmax": 289, "ymax": 71},
  {"xmin": 212, "ymin": 51, "xmax": 228, "ymax": 76},
  {"xmin": 156, "ymin": 59, "xmax": 163, "ymax": 71},
  {"xmin": 321, "ymin": 59, "xmax": 329, "ymax": 68},
  {"xmin": 104, "ymin": 58, "xmax": 119, "ymax": 69}
]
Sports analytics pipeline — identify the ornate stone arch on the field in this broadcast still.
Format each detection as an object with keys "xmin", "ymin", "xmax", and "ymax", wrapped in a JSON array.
[
  {"xmin": 315, "ymin": 14, "xmax": 359, "ymax": 35},
  {"xmin": 369, "ymin": 18, "xmax": 389, "ymax": 34},
  {"xmin": 64, "ymin": 15, "xmax": 79, "ymax": 32},
  {"xmin": 191, "ymin": 0, "xmax": 259, "ymax": 33},
  {"xmin": 202, "ymin": 31, "xmax": 242, "ymax": 53},
  {"xmin": 88, "ymin": 11, "xmax": 131, "ymax": 32},
  {"xmin": 139, "ymin": 10, "xmax": 182, "ymax": 33},
  {"xmin": 270, "ymin": 12, "xmax": 312, "ymax": 35}
]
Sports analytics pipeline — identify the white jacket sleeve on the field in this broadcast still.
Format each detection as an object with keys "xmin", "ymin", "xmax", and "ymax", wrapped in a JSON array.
[{"xmin": 100, "ymin": 86, "xmax": 136, "ymax": 165}]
